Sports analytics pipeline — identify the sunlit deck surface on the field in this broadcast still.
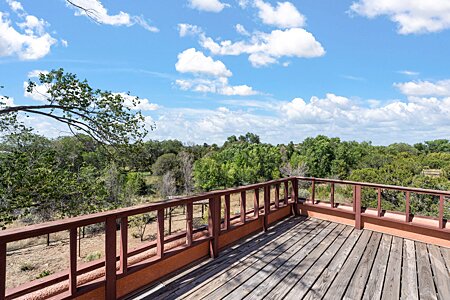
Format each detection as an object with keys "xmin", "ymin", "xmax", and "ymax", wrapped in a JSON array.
[{"xmin": 129, "ymin": 216, "xmax": 450, "ymax": 300}]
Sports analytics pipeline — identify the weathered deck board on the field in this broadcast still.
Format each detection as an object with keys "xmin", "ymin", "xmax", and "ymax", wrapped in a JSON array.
[{"xmin": 129, "ymin": 216, "xmax": 449, "ymax": 300}]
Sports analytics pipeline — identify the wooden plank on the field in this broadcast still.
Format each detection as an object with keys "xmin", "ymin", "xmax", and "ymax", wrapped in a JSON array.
[
  {"xmin": 69, "ymin": 228, "xmax": 77, "ymax": 295},
  {"xmin": 343, "ymin": 231, "xmax": 383, "ymax": 300},
  {"xmin": 283, "ymin": 226, "xmax": 354, "ymax": 300},
  {"xmin": 168, "ymin": 217, "xmax": 313, "ymax": 300},
  {"xmin": 441, "ymin": 247, "xmax": 450, "ymax": 272},
  {"xmin": 354, "ymin": 185, "xmax": 362, "ymax": 229},
  {"xmin": 381, "ymin": 236, "xmax": 402, "ymax": 300},
  {"xmin": 120, "ymin": 217, "xmax": 128, "ymax": 275},
  {"xmin": 186, "ymin": 203, "xmax": 193, "ymax": 246},
  {"xmin": 406, "ymin": 191, "xmax": 411, "ymax": 222},
  {"xmin": 330, "ymin": 183, "xmax": 335, "ymax": 208},
  {"xmin": 275, "ymin": 183, "xmax": 280, "ymax": 208},
  {"xmin": 416, "ymin": 242, "xmax": 438, "ymax": 300},
  {"xmin": 253, "ymin": 189, "xmax": 259, "ymax": 218},
  {"xmin": 401, "ymin": 239, "xmax": 418, "ymax": 300},
  {"xmin": 240, "ymin": 191, "xmax": 246, "ymax": 224},
  {"xmin": 362, "ymin": 234, "xmax": 392, "ymax": 300},
  {"xmin": 199, "ymin": 220, "xmax": 330, "ymax": 300},
  {"xmin": 0, "ymin": 242, "xmax": 5, "ymax": 300},
  {"xmin": 157, "ymin": 209, "xmax": 164, "ymax": 258},
  {"xmin": 428, "ymin": 244, "xmax": 450, "ymax": 300},
  {"xmin": 243, "ymin": 223, "xmax": 342, "ymax": 300},
  {"xmin": 265, "ymin": 225, "xmax": 348, "ymax": 300},
  {"xmin": 284, "ymin": 181, "xmax": 289, "ymax": 205},
  {"xmin": 224, "ymin": 194, "xmax": 231, "ymax": 230},
  {"xmin": 321, "ymin": 230, "xmax": 372, "ymax": 300},
  {"xmin": 105, "ymin": 216, "xmax": 117, "ymax": 300},
  {"xmin": 303, "ymin": 228, "xmax": 364, "ymax": 300}
]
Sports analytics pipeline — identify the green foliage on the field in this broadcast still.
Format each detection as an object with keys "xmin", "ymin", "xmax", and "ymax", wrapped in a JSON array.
[
  {"xmin": 36, "ymin": 270, "xmax": 53, "ymax": 279},
  {"xmin": 85, "ymin": 251, "xmax": 102, "ymax": 262}
]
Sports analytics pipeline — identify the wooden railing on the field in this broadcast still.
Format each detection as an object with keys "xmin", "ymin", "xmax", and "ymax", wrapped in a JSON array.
[
  {"xmin": 0, "ymin": 177, "xmax": 298, "ymax": 300},
  {"xmin": 296, "ymin": 177, "xmax": 450, "ymax": 232},
  {"xmin": 0, "ymin": 176, "xmax": 448, "ymax": 299}
]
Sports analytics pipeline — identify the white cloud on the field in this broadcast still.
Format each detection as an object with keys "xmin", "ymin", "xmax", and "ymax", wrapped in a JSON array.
[
  {"xmin": 0, "ymin": 95, "xmax": 15, "ymax": 107},
  {"xmin": 6, "ymin": 0, "xmax": 23, "ymax": 13},
  {"xmin": 178, "ymin": 23, "xmax": 202, "ymax": 37},
  {"xmin": 200, "ymin": 27, "xmax": 325, "ymax": 67},
  {"xmin": 175, "ymin": 77, "xmax": 257, "ymax": 96},
  {"xmin": 67, "ymin": 0, "xmax": 159, "ymax": 32},
  {"xmin": 27, "ymin": 69, "xmax": 49, "ymax": 78},
  {"xmin": 254, "ymin": 0, "xmax": 305, "ymax": 28},
  {"xmin": 394, "ymin": 79, "xmax": 450, "ymax": 96},
  {"xmin": 61, "ymin": 39, "xmax": 69, "ymax": 47},
  {"xmin": 235, "ymin": 24, "xmax": 250, "ymax": 36},
  {"xmin": 23, "ymin": 81, "xmax": 50, "ymax": 101},
  {"xmin": 175, "ymin": 48, "xmax": 232, "ymax": 77},
  {"xmin": 114, "ymin": 93, "xmax": 159, "ymax": 111},
  {"xmin": 398, "ymin": 70, "xmax": 419, "ymax": 76},
  {"xmin": 188, "ymin": 0, "xmax": 229, "ymax": 13},
  {"xmin": 0, "ymin": 10, "xmax": 56, "ymax": 60},
  {"xmin": 350, "ymin": 0, "xmax": 450, "ymax": 34}
]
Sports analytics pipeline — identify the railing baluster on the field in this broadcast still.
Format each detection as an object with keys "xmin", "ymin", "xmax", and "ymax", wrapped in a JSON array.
[
  {"xmin": 105, "ymin": 216, "xmax": 117, "ymax": 300},
  {"xmin": 1, "ymin": 241, "xmax": 6, "ymax": 300},
  {"xmin": 157, "ymin": 209, "xmax": 164, "ymax": 258},
  {"xmin": 225, "ymin": 194, "xmax": 231, "ymax": 230},
  {"xmin": 240, "ymin": 191, "xmax": 246, "ymax": 224},
  {"xmin": 355, "ymin": 185, "xmax": 362, "ymax": 229},
  {"xmin": 120, "ymin": 217, "xmax": 128, "ymax": 275},
  {"xmin": 292, "ymin": 179, "xmax": 299, "ymax": 215},
  {"xmin": 311, "ymin": 179, "xmax": 315, "ymax": 205},
  {"xmin": 353, "ymin": 185, "xmax": 356, "ymax": 212},
  {"xmin": 405, "ymin": 191, "xmax": 410, "ymax": 223},
  {"xmin": 208, "ymin": 197, "xmax": 220, "ymax": 258},
  {"xmin": 439, "ymin": 195, "xmax": 444, "ymax": 229},
  {"xmin": 377, "ymin": 188, "xmax": 382, "ymax": 217},
  {"xmin": 263, "ymin": 185, "xmax": 270, "ymax": 231},
  {"xmin": 186, "ymin": 202, "xmax": 193, "ymax": 246},
  {"xmin": 69, "ymin": 228, "xmax": 77, "ymax": 295},
  {"xmin": 284, "ymin": 181, "xmax": 289, "ymax": 205},
  {"xmin": 330, "ymin": 183, "xmax": 335, "ymax": 208},
  {"xmin": 275, "ymin": 184, "xmax": 280, "ymax": 208},
  {"xmin": 254, "ymin": 189, "xmax": 259, "ymax": 218}
]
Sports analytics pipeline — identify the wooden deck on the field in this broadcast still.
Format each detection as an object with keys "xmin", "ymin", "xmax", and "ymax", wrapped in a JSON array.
[{"xmin": 129, "ymin": 216, "xmax": 450, "ymax": 300}]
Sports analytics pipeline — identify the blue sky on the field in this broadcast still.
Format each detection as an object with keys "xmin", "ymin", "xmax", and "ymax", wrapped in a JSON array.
[{"xmin": 1, "ymin": 0, "xmax": 450, "ymax": 145}]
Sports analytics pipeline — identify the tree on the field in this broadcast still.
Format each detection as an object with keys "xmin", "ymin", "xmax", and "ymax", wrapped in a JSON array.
[
  {"xmin": 0, "ymin": 69, "xmax": 148, "ymax": 145},
  {"xmin": 178, "ymin": 151, "xmax": 194, "ymax": 195}
]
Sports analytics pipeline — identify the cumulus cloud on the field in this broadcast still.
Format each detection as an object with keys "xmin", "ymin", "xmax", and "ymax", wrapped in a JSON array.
[
  {"xmin": 178, "ymin": 23, "xmax": 202, "ymax": 37},
  {"xmin": 235, "ymin": 24, "xmax": 250, "ymax": 36},
  {"xmin": 394, "ymin": 79, "xmax": 450, "ymax": 97},
  {"xmin": 254, "ymin": 0, "xmax": 305, "ymax": 28},
  {"xmin": 175, "ymin": 48, "xmax": 232, "ymax": 77},
  {"xmin": 200, "ymin": 27, "xmax": 325, "ymax": 67},
  {"xmin": 114, "ymin": 93, "xmax": 159, "ymax": 111},
  {"xmin": 0, "ymin": 5, "xmax": 57, "ymax": 60},
  {"xmin": 350, "ymin": 0, "xmax": 450, "ymax": 34},
  {"xmin": 188, "ymin": 0, "xmax": 229, "ymax": 13},
  {"xmin": 67, "ymin": 0, "xmax": 159, "ymax": 32},
  {"xmin": 174, "ymin": 48, "xmax": 258, "ymax": 96}
]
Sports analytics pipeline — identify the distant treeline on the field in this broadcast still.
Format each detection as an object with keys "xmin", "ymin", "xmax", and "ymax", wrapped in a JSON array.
[{"xmin": 1, "ymin": 132, "xmax": 449, "ymax": 228}]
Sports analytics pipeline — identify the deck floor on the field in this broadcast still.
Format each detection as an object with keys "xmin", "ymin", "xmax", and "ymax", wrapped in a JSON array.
[{"xmin": 130, "ymin": 216, "xmax": 450, "ymax": 300}]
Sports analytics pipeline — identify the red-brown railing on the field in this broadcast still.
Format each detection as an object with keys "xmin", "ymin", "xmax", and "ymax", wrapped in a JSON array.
[
  {"xmin": 0, "ymin": 177, "xmax": 298, "ymax": 300},
  {"xmin": 0, "ymin": 176, "xmax": 448, "ymax": 299},
  {"xmin": 296, "ymin": 177, "xmax": 450, "ymax": 231}
]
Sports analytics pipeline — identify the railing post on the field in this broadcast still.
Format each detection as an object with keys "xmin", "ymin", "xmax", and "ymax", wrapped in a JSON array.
[
  {"xmin": 330, "ymin": 183, "xmax": 335, "ymax": 208},
  {"xmin": 254, "ymin": 189, "xmax": 259, "ymax": 218},
  {"xmin": 275, "ymin": 184, "xmax": 280, "ymax": 208},
  {"xmin": 292, "ymin": 179, "xmax": 299, "ymax": 215},
  {"xmin": 405, "ymin": 191, "xmax": 411, "ymax": 223},
  {"xmin": 284, "ymin": 181, "xmax": 289, "ymax": 205},
  {"xmin": 157, "ymin": 209, "xmax": 164, "ymax": 258},
  {"xmin": 105, "ymin": 216, "xmax": 117, "ymax": 300},
  {"xmin": 120, "ymin": 217, "xmax": 128, "ymax": 275},
  {"xmin": 208, "ymin": 197, "xmax": 220, "ymax": 258},
  {"xmin": 311, "ymin": 179, "xmax": 315, "ymax": 205},
  {"xmin": 1, "ymin": 241, "xmax": 6, "ymax": 300},
  {"xmin": 224, "ymin": 194, "xmax": 231, "ymax": 230},
  {"xmin": 439, "ymin": 195, "xmax": 444, "ymax": 229},
  {"xmin": 377, "ymin": 188, "xmax": 382, "ymax": 217},
  {"xmin": 353, "ymin": 185, "xmax": 357, "ymax": 212},
  {"xmin": 240, "ymin": 191, "xmax": 246, "ymax": 224},
  {"xmin": 186, "ymin": 202, "xmax": 193, "ymax": 246},
  {"xmin": 69, "ymin": 228, "xmax": 77, "ymax": 295},
  {"xmin": 355, "ymin": 185, "xmax": 362, "ymax": 230},
  {"xmin": 263, "ymin": 185, "xmax": 270, "ymax": 231}
]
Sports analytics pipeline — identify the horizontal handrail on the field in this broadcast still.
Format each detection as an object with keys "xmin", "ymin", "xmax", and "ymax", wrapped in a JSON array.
[
  {"xmin": 0, "ymin": 177, "xmax": 296, "ymax": 243},
  {"xmin": 296, "ymin": 176, "xmax": 450, "ymax": 196}
]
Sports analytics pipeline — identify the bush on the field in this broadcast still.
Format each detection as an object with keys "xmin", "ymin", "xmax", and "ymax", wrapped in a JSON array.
[
  {"xmin": 85, "ymin": 251, "xmax": 102, "ymax": 262},
  {"xmin": 20, "ymin": 263, "xmax": 35, "ymax": 272},
  {"xmin": 36, "ymin": 270, "xmax": 53, "ymax": 279}
]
